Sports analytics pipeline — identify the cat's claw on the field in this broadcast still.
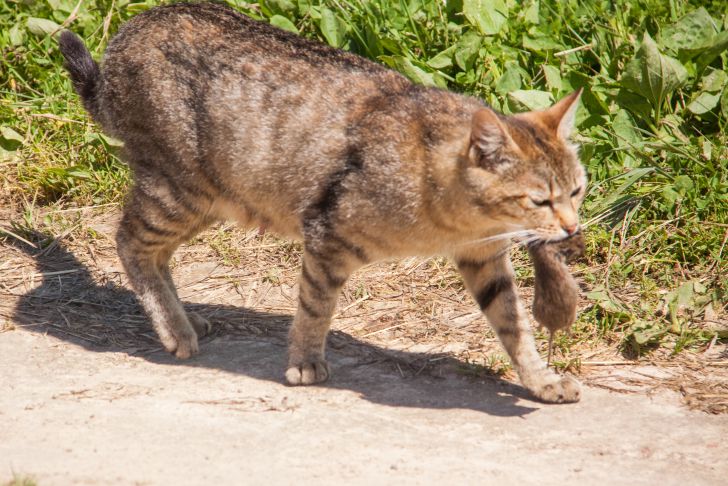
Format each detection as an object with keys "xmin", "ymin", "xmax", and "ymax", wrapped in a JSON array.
[
  {"xmin": 285, "ymin": 360, "xmax": 330, "ymax": 385},
  {"xmin": 530, "ymin": 375, "xmax": 581, "ymax": 404}
]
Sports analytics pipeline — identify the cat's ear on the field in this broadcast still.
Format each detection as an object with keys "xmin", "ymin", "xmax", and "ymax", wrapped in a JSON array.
[
  {"xmin": 541, "ymin": 88, "xmax": 582, "ymax": 140},
  {"xmin": 469, "ymin": 108, "xmax": 519, "ymax": 166}
]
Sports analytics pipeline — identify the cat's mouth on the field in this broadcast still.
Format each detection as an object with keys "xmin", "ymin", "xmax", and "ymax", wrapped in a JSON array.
[
  {"xmin": 528, "ymin": 227, "xmax": 582, "ymax": 248},
  {"xmin": 531, "ymin": 226, "xmax": 582, "ymax": 245}
]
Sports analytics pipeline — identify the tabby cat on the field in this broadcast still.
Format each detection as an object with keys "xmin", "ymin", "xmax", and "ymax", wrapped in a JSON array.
[{"xmin": 59, "ymin": 2, "xmax": 586, "ymax": 403}]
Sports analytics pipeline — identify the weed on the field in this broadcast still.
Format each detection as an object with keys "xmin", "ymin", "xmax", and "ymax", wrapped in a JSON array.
[
  {"xmin": 457, "ymin": 354, "xmax": 513, "ymax": 378},
  {"xmin": 3, "ymin": 475, "xmax": 37, "ymax": 486},
  {"xmin": 353, "ymin": 283, "xmax": 370, "ymax": 300},
  {"xmin": 263, "ymin": 267, "xmax": 282, "ymax": 285},
  {"xmin": 207, "ymin": 226, "xmax": 243, "ymax": 267}
]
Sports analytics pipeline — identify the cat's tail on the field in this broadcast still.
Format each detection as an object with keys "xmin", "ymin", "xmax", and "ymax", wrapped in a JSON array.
[{"xmin": 58, "ymin": 31, "xmax": 103, "ymax": 122}]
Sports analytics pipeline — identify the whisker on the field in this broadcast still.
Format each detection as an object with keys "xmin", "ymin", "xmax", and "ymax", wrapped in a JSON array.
[
  {"xmin": 459, "ymin": 229, "xmax": 534, "ymax": 247},
  {"xmin": 517, "ymin": 236, "xmax": 543, "ymax": 248}
]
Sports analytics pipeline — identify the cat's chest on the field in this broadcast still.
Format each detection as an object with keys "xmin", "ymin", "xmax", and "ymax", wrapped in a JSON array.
[{"xmin": 210, "ymin": 199, "xmax": 303, "ymax": 240}]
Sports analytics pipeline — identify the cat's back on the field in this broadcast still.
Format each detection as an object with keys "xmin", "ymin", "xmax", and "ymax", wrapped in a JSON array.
[
  {"xmin": 97, "ymin": 2, "xmax": 410, "ymax": 158},
  {"xmin": 101, "ymin": 2, "xmax": 396, "ymax": 95}
]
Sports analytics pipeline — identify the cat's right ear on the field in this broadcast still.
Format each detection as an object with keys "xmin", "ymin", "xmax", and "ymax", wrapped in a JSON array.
[{"xmin": 469, "ymin": 109, "xmax": 518, "ymax": 168}]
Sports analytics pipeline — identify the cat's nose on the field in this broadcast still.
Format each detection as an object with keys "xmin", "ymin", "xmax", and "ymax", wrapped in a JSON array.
[{"xmin": 562, "ymin": 223, "xmax": 578, "ymax": 235}]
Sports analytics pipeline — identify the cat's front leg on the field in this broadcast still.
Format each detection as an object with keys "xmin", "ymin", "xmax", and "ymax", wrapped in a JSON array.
[
  {"xmin": 455, "ymin": 251, "xmax": 581, "ymax": 403},
  {"xmin": 286, "ymin": 246, "xmax": 361, "ymax": 385}
]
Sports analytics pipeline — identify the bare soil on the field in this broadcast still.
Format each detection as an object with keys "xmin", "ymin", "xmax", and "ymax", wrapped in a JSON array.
[{"xmin": 1, "ymin": 209, "xmax": 727, "ymax": 484}]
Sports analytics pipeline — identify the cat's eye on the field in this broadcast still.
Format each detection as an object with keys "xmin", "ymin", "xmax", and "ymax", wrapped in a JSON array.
[
  {"xmin": 531, "ymin": 198, "xmax": 551, "ymax": 207},
  {"xmin": 571, "ymin": 186, "xmax": 582, "ymax": 197}
]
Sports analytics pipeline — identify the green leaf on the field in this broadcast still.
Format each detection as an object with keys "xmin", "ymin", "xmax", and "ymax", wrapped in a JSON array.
[
  {"xmin": 101, "ymin": 133, "xmax": 124, "ymax": 148},
  {"xmin": 542, "ymin": 65, "xmax": 562, "ymax": 91},
  {"xmin": 262, "ymin": 0, "xmax": 297, "ymax": 16},
  {"xmin": 124, "ymin": 3, "xmax": 151, "ymax": 14},
  {"xmin": 700, "ymin": 69, "xmax": 728, "ymax": 93},
  {"xmin": 612, "ymin": 109, "xmax": 640, "ymax": 167},
  {"xmin": 269, "ymin": 15, "xmax": 298, "ymax": 33},
  {"xmin": 722, "ymin": 87, "xmax": 728, "ymax": 117},
  {"xmin": 507, "ymin": 89, "xmax": 553, "ymax": 111},
  {"xmin": 687, "ymin": 91, "xmax": 721, "ymax": 115},
  {"xmin": 613, "ymin": 109, "xmax": 640, "ymax": 146},
  {"xmin": 379, "ymin": 38, "xmax": 401, "ymax": 55},
  {"xmin": 700, "ymin": 138, "xmax": 713, "ymax": 161},
  {"xmin": 522, "ymin": 34, "xmax": 563, "ymax": 52},
  {"xmin": 454, "ymin": 31, "xmax": 482, "ymax": 71},
  {"xmin": 66, "ymin": 167, "xmax": 92, "ymax": 179},
  {"xmin": 462, "ymin": 0, "xmax": 508, "ymax": 36},
  {"xmin": 495, "ymin": 61, "xmax": 524, "ymax": 94},
  {"xmin": 673, "ymin": 175, "xmax": 694, "ymax": 194},
  {"xmin": 26, "ymin": 17, "xmax": 62, "ymax": 37},
  {"xmin": 379, "ymin": 56, "xmax": 438, "ymax": 87},
  {"xmin": 621, "ymin": 33, "xmax": 688, "ymax": 112},
  {"xmin": 296, "ymin": 0, "xmax": 312, "ymax": 17},
  {"xmin": 628, "ymin": 320, "xmax": 667, "ymax": 345},
  {"xmin": 319, "ymin": 8, "xmax": 346, "ymax": 48},
  {"xmin": 695, "ymin": 31, "xmax": 728, "ymax": 75},
  {"xmin": 524, "ymin": 0, "xmax": 539, "ymax": 25},
  {"xmin": 0, "ymin": 127, "xmax": 24, "ymax": 151},
  {"xmin": 615, "ymin": 89, "xmax": 653, "ymax": 123},
  {"xmin": 661, "ymin": 186, "xmax": 680, "ymax": 206},
  {"xmin": 661, "ymin": 281, "xmax": 706, "ymax": 333},
  {"xmin": 9, "ymin": 22, "xmax": 26, "ymax": 46},
  {"xmin": 47, "ymin": 0, "xmax": 77, "ymax": 13},
  {"xmin": 658, "ymin": 8, "xmax": 718, "ymax": 53},
  {"xmin": 578, "ymin": 87, "xmax": 608, "ymax": 117},
  {"xmin": 455, "ymin": 69, "xmax": 478, "ymax": 87},
  {"xmin": 426, "ymin": 46, "xmax": 456, "ymax": 69},
  {"xmin": 586, "ymin": 287, "xmax": 625, "ymax": 314}
]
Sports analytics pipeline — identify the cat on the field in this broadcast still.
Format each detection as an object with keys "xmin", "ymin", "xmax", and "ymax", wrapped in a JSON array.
[{"xmin": 59, "ymin": 2, "xmax": 587, "ymax": 403}]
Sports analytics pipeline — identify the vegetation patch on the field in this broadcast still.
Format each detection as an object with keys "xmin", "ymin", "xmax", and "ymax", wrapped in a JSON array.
[{"xmin": 1, "ymin": 0, "xmax": 725, "ymax": 364}]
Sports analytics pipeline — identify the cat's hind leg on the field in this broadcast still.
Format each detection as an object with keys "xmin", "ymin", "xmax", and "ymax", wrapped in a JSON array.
[
  {"xmin": 116, "ymin": 184, "xmax": 212, "ymax": 359},
  {"xmin": 157, "ymin": 248, "xmax": 212, "ymax": 339},
  {"xmin": 455, "ymin": 250, "xmax": 581, "ymax": 403}
]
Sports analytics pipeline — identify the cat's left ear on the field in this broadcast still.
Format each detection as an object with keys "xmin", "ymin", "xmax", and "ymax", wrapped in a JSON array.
[
  {"xmin": 541, "ymin": 88, "xmax": 582, "ymax": 140},
  {"xmin": 469, "ymin": 108, "xmax": 522, "ymax": 168}
]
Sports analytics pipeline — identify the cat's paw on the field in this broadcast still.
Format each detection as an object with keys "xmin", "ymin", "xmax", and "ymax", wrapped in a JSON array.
[
  {"xmin": 188, "ymin": 312, "xmax": 212, "ymax": 338},
  {"xmin": 285, "ymin": 360, "xmax": 330, "ymax": 386},
  {"xmin": 172, "ymin": 331, "xmax": 199, "ymax": 359},
  {"xmin": 531, "ymin": 375, "xmax": 581, "ymax": 404},
  {"xmin": 166, "ymin": 313, "xmax": 208, "ymax": 359},
  {"xmin": 160, "ymin": 326, "xmax": 199, "ymax": 360}
]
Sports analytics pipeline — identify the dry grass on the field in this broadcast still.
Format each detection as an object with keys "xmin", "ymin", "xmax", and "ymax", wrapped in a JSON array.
[{"xmin": 0, "ymin": 206, "xmax": 726, "ymax": 413}]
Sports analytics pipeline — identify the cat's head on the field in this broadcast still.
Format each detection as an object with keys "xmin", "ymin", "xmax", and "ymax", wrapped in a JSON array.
[{"xmin": 465, "ymin": 90, "xmax": 586, "ymax": 243}]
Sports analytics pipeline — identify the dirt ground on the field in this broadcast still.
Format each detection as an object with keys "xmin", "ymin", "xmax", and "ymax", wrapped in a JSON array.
[
  {"xmin": 1, "ymin": 210, "xmax": 727, "ymax": 484},
  {"xmin": 2, "ymin": 329, "xmax": 727, "ymax": 486}
]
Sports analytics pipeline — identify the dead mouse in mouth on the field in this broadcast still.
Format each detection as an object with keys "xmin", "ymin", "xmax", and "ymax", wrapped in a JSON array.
[{"xmin": 528, "ymin": 231, "xmax": 585, "ymax": 365}]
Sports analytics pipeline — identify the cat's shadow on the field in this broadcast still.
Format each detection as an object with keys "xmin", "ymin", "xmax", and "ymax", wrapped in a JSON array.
[{"xmin": 10, "ymin": 233, "xmax": 540, "ymax": 418}]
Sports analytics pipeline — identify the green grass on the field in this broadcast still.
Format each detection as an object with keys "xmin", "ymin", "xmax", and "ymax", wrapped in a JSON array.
[
  {"xmin": 1, "ymin": 0, "xmax": 726, "ymax": 358},
  {"xmin": 3, "ymin": 476, "xmax": 37, "ymax": 486}
]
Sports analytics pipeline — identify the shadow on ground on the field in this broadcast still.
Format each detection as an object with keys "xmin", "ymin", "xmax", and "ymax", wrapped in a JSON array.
[{"xmin": 9, "ymin": 233, "xmax": 539, "ymax": 417}]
